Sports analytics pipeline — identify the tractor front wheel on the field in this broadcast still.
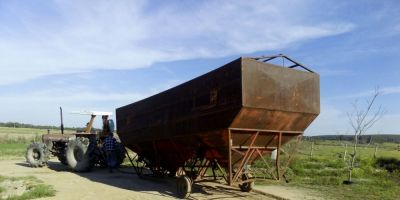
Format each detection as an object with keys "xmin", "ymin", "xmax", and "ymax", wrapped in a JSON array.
[
  {"xmin": 57, "ymin": 153, "xmax": 68, "ymax": 165},
  {"xmin": 26, "ymin": 142, "xmax": 48, "ymax": 167}
]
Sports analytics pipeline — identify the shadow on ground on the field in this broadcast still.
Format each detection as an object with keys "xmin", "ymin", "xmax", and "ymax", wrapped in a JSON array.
[
  {"xmin": 15, "ymin": 162, "xmax": 31, "ymax": 168},
  {"xmin": 16, "ymin": 161, "xmax": 254, "ymax": 199}
]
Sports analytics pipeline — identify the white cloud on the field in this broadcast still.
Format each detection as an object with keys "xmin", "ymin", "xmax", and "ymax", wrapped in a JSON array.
[
  {"xmin": 0, "ymin": 91, "xmax": 148, "ymax": 103},
  {"xmin": 381, "ymin": 86, "xmax": 400, "ymax": 95},
  {"xmin": 0, "ymin": 0, "xmax": 354, "ymax": 85},
  {"xmin": 0, "ymin": 89, "xmax": 151, "ymax": 127},
  {"xmin": 0, "ymin": 76, "xmax": 183, "ymax": 126},
  {"xmin": 331, "ymin": 85, "xmax": 400, "ymax": 100}
]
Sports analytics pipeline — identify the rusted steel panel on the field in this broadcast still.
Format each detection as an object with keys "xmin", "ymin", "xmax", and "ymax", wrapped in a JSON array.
[
  {"xmin": 241, "ymin": 58, "xmax": 319, "ymax": 114},
  {"xmin": 116, "ymin": 56, "xmax": 320, "ymax": 173},
  {"xmin": 123, "ymin": 130, "xmax": 230, "ymax": 172},
  {"xmin": 230, "ymin": 108, "xmax": 318, "ymax": 132},
  {"xmin": 42, "ymin": 134, "xmax": 71, "ymax": 143},
  {"xmin": 116, "ymin": 58, "xmax": 243, "ymax": 142}
]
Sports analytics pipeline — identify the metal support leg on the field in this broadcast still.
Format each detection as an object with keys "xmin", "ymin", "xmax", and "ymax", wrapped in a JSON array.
[
  {"xmin": 232, "ymin": 132, "xmax": 259, "ymax": 183},
  {"xmin": 276, "ymin": 132, "xmax": 282, "ymax": 180},
  {"xmin": 228, "ymin": 129, "xmax": 233, "ymax": 186}
]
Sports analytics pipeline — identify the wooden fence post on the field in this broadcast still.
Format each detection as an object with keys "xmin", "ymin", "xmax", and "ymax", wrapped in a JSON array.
[
  {"xmin": 310, "ymin": 141, "xmax": 314, "ymax": 159},
  {"xmin": 374, "ymin": 144, "xmax": 378, "ymax": 158}
]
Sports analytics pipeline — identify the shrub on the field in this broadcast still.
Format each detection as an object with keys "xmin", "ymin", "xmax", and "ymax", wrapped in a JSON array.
[{"xmin": 375, "ymin": 157, "xmax": 400, "ymax": 173}]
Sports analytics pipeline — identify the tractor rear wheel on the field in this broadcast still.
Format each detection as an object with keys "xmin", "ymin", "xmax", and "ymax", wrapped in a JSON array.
[
  {"xmin": 26, "ymin": 142, "xmax": 48, "ymax": 167},
  {"xmin": 66, "ymin": 137, "xmax": 94, "ymax": 172},
  {"xmin": 57, "ymin": 154, "xmax": 68, "ymax": 165}
]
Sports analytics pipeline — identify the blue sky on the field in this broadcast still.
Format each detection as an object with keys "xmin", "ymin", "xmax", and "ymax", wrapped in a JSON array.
[{"xmin": 0, "ymin": 0, "xmax": 399, "ymax": 135}]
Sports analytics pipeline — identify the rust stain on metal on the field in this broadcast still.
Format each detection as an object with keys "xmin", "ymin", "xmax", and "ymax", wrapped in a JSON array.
[{"xmin": 116, "ymin": 55, "xmax": 320, "ymax": 184}]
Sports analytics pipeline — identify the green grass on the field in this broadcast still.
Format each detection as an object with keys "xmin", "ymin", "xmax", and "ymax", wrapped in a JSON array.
[
  {"xmin": 0, "ymin": 127, "xmax": 54, "ymax": 144},
  {"xmin": 0, "ymin": 144, "xmax": 27, "ymax": 160},
  {"xmin": 6, "ymin": 184, "xmax": 56, "ymax": 200},
  {"xmin": 0, "ymin": 127, "xmax": 42, "ymax": 160},
  {"xmin": 0, "ymin": 175, "xmax": 56, "ymax": 200},
  {"xmin": 0, "ymin": 127, "xmax": 72, "ymax": 160},
  {"xmin": 277, "ymin": 140, "xmax": 400, "ymax": 200},
  {"xmin": 120, "ymin": 149, "xmax": 138, "ymax": 167},
  {"xmin": 0, "ymin": 127, "xmax": 50, "ymax": 136},
  {"xmin": 300, "ymin": 141, "xmax": 400, "ymax": 160},
  {"xmin": 0, "ymin": 127, "xmax": 74, "ymax": 143}
]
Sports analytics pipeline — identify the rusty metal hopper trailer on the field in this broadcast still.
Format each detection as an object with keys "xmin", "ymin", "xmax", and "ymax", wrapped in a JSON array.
[{"xmin": 116, "ymin": 55, "xmax": 320, "ymax": 198}]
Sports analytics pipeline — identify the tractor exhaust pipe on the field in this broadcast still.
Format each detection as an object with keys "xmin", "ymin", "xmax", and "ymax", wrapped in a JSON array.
[{"xmin": 60, "ymin": 107, "xmax": 64, "ymax": 135}]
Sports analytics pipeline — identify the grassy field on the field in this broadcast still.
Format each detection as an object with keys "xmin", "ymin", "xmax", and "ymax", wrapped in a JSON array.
[
  {"xmin": 303, "ymin": 140, "xmax": 400, "ymax": 159},
  {"xmin": 0, "ymin": 127, "xmax": 76, "ymax": 160},
  {"xmin": 0, "ymin": 127, "xmax": 58, "ymax": 199},
  {"xmin": 0, "ymin": 127, "xmax": 52, "ymax": 135},
  {"xmin": 258, "ymin": 140, "xmax": 400, "ymax": 200},
  {"xmin": 0, "ymin": 144, "xmax": 28, "ymax": 160},
  {"xmin": 0, "ymin": 175, "xmax": 55, "ymax": 200},
  {"xmin": 0, "ymin": 127, "xmax": 47, "ymax": 160},
  {"xmin": 0, "ymin": 127, "xmax": 73, "ymax": 139}
]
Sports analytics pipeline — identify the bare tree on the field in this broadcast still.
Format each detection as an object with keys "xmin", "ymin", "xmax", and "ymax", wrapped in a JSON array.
[{"xmin": 346, "ymin": 87, "xmax": 385, "ymax": 183}]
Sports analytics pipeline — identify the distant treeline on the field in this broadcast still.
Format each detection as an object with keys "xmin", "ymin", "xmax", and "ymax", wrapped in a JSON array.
[
  {"xmin": 306, "ymin": 134, "xmax": 400, "ymax": 144},
  {"xmin": 0, "ymin": 122, "xmax": 82, "ymax": 131}
]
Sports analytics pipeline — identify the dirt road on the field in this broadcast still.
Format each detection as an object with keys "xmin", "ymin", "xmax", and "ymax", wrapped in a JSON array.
[{"xmin": 0, "ymin": 159, "xmax": 273, "ymax": 200}]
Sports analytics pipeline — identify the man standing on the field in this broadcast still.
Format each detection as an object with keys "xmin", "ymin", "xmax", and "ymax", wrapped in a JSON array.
[
  {"xmin": 104, "ymin": 132, "xmax": 117, "ymax": 173},
  {"xmin": 101, "ymin": 115, "xmax": 111, "ymax": 138}
]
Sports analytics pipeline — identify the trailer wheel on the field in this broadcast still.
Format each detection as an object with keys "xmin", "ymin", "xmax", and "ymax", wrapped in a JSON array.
[
  {"xmin": 177, "ymin": 175, "xmax": 192, "ymax": 199},
  {"xmin": 239, "ymin": 173, "xmax": 254, "ymax": 192},
  {"xmin": 66, "ymin": 137, "xmax": 94, "ymax": 172},
  {"xmin": 26, "ymin": 142, "xmax": 48, "ymax": 167}
]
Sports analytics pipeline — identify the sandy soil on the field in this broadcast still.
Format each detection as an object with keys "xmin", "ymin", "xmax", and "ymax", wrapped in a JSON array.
[
  {"xmin": 0, "ymin": 159, "xmax": 274, "ymax": 200},
  {"xmin": 254, "ymin": 185, "xmax": 325, "ymax": 200},
  {"xmin": 0, "ymin": 179, "xmax": 26, "ymax": 199}
]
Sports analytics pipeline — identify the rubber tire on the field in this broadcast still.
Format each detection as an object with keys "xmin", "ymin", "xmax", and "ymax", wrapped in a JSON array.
[
  {"xmin": 57, "ymin": 153, "xmax": 68, "ymax": 165},
  {"xmin": 26, "ymin": 142, "xmax": 48, "ymax": 167},
  {"xmin": 66, "ymin": 137, "xmax": 94, "ymax": 172},
  {"xmin": 44, "ymin": 140, "xmax": 53, "ymax": 151},
  {"xmin": 177, "ymin": 175, "xmax": 192, "ymax": 199},
  {"xmin": 239, "ymin": 173, "xmax": 254, "ymax": 192}
]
